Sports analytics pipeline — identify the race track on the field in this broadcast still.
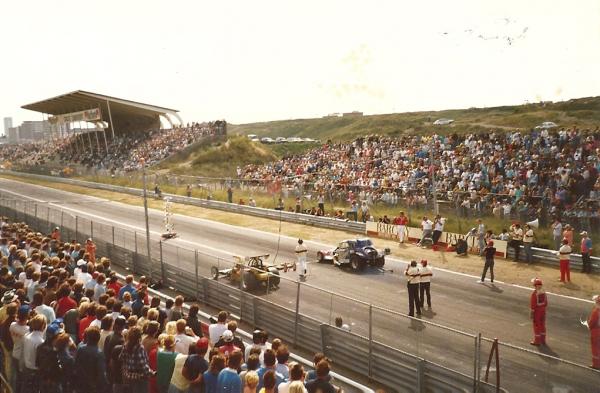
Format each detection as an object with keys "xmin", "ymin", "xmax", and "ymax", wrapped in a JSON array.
[{"xmin": 0, "ymin": 177, "xmax": 598, "ymax": 392}]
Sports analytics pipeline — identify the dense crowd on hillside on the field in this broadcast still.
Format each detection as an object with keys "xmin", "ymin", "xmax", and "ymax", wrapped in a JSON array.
[
  {"xmin": 0, "ymin": 217, "xmax": 342, "ymax": 393},
  {"xmin": 0, "ymin": 121, "xmax": 226, "ymax": 173},
  {"xmin": 241, "ymin": 127, "xmax": 600, "ymax": 224}
]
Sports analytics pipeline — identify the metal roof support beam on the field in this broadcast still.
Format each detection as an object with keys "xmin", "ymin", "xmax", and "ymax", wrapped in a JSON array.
[{"xmin": 106, "ymin": 99, "xmax": 116, "ymax": 139}]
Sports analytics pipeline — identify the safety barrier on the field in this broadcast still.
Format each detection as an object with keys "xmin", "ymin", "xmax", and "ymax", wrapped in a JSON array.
[{"xmin": 2, "ymin": 188, "xmax": 600, "ymax": 392}]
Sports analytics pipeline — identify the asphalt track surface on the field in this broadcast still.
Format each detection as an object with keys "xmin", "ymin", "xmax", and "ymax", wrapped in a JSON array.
[{"xmin": 1, "ymin": 178, "xmax": 599, "ymax": 392}]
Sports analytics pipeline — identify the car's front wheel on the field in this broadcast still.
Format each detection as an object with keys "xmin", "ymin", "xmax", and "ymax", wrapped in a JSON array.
[
  {"xmin": 211, "ymin": 266, "xmax": 219, "ymax": 280},
  {"xmin": 350, "ymin": 255, "xmax": 365, "ymax": 271},
  {"xmin": 317, "ymin": 252, "xmax": 325, "ymax": 263}
]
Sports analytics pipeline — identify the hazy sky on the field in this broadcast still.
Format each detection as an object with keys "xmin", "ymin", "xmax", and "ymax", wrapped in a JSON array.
[{"xmin": 1, "ymin": 0, "xmax": 599, "ymax": 132}]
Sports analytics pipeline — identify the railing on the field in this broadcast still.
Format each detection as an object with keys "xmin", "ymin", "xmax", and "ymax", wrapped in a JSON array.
[
  {"xmin": 1, "ymin": 187, "xmax": 600, "ymax": 392},
  {"xmin": 2, "ymin": 170, "xmax": 599, "ymax": 273}
]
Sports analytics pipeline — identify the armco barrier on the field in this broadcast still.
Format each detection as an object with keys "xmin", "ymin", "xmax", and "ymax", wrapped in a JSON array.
[
  {"xmin": 4, "ymin": 189, "xmax": 600, "ymax": 392},
  {"xmin": 2, "ymin": 170, "xmax": 599, "ymax": 271}
]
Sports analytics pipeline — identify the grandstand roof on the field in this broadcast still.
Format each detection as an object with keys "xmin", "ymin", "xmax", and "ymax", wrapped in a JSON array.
[
  {"xmin": 21, "ymin": 90, "xmax": 180, "ymax": 135},
  {"xmin": 22, "ymin": 90, "xmax": 178, "ymax": 117}
]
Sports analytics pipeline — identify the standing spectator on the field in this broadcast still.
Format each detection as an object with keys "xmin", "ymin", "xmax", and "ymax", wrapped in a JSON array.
[
  {"xmin": 581, "ymin": 231, "xmax": 593, "ymax": 273},
  {"xmin": 85, "ymin": 238, "xmax": 96, "ymax": 264},
  {"xmin": 118, "ymin": 275, "xmax": 137, "ymax": 300},
  {"xmin": 586, "ymin": 295, "xmax": 600, "ymax": 369},
  {"xmin": 168, "ymin": 343, "xmax": 195, "ymax": 393},
  {"xmin": 562, "ymin": 224, "xmax": 574, "ymax": 247},
  {"xmin": 551, "ymin": 219, "xmax": 563, "ymax": 250},
  {"xmin": 227, "ymin": 187, "xmax": 233, "ymax": 203},
  {"xmin": 170, "ymin": 296, "xmax": 185, "ymax": 321},
  {"xmin": 55, "ymin": 332, "xmax": 76, "ymax": 393},
  {"xmin": 36, "ymin": 320, "xmax": 64, "ymax": 393},
  {"xmin": 432, "ymin": 215, "xmax": 444, "ymax": 246},
  {"xmin": 74, "ymin": 326, "xmax": 109, "ymax": 393},
  {"xmin": 360, "ymin": 201, "xmax": 369, "ymax": 223},
  {"xmin": 418, "ymin": 216, "xmax": 433, "ymax": 247},
  {"xmin": 174, "ymin": 319, "xmax": 198, "ymax": 354},
  {"xmin": 104, "ymin": 316, "xmax": 126, "ymax": 366},
  {"xmin": 203, "ymin": 354, "xmax": 226, "ymax": 393},
  {"xmin": 557, "ymin": 238, "xmax": 572, "ymax": 283},
  {"xmin": 259, "ymin": 370, "xmax": 277, "ymax": 393},
  {"xmin": 509, "ymin": 223, "xmax": 523, "ymax": 261},
  {"xmin": 217, "ymin": 330, "xmax": 240, "ymax": 359},
  {"xmin": 278, "ymin": 362, "xmax": 307, "ymax": 393},
  {"xmin": 55, "ymin": 283, "xmax": 77, "ymax": 318},
  {"xmin": 120, "ymin": 326, "xmax": 154, "ymax": 393},
  {"xmin": 33, "ymin": 291, "xmax": 55, "ymax": 323},
  {"xmin": 186, "ymin": 185, "xmax": 192, "ymax": 198},
  {"xmin": 182, "ymin": 337, "xmax": 209, "ymax": 393},
  {"xmin": 419, "ymin": 260, "xmax": 433, "ymax": 309},
  {"xmin": 334, "ymin": 317, "xmax": 351, "ymax": 332},
  {"xmin": 186, "ymin": 304, "xmax": 202, "ymax": 337},
  {"xmin": 217, "ymin": 349, "xmax": 243, "ymax": 392},
  {"xmin": 305, "ymin": 360, "xmax": 336, "ymax": 393},
  {"xmin": 9, "ymin": 305, "xmax": 30, "ymax": 392},
  {"xmin": 93, "ymin": 273, "xmax": 106, "ymax": 301},
  {"xmin": 476, "ymin": 219, "xmax": 486, "ymax": 256},
  {"xmin": 275, "ymin": 346, "xmax": 291, "ymax": 380},
  {"xmin": 156, "ymin": 335, "xmax": 177, "ymax": 393},
  {"xmin": 244, "ymin": 371, "xmax": 259, "ymax": 393},
  {"xmin": 479, "ymin": 241, "xmax": 497, "ymax": 284},
  {"xmin": 317, "ymin": 193, "xmax": 325, "ymax": 214},
  {"xmin": 404, "ymin": 260, "xmax": 421, "ymax": 317},
  {"xmin": 530, "ymin": 278, "xmax": 547, "ymax": 346},
  {"xmin": 394, "ymin": 211, "xmax": 409, "ymax": 244},
  {"xmin": 522, "ymin": 224, "xmax": 535, "ymax": 264},
  {"xmin": 208, "ymin": 311, "xmax": 228, "ymax": 345},
  {"xmin": 295, "ymin": 239, "xmax": 308, "ymax": 281},
  {"xmin": 257, "ymin": 349, "xmax": 285, "ymax": 391}
]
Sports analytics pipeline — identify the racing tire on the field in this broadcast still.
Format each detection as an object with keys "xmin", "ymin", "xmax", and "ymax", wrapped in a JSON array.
[
  {"xmin": 242, "ymin": 271, "xmax": 257, "ymax": 291},
  {"xmin": 211, "ymin": 266, "xmax": 219, "ymax": 280},
  {"xmin": 373, "ymin": 257, "xmax": 385, "ymax": 268},
  {"xmin": 350, "ymin": 255, "xmax": 365, "ymax": 271},
  {"xmin": 267, "ymin": 268, "xmax": 281, "ymax": 289}
]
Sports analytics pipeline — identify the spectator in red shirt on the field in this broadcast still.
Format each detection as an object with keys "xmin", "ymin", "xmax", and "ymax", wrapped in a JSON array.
[
  {"xmin": 78, "ymin": 302, "xmax": 96, "ymax": 342},
  {"xmin": 218, "ymin": 330, "xmax": 240, "ymax": 359},
  {"xmin": 55, "ymin": 283, "xmax": 77, "ymax": 318},
  {"xmin": 107, "ymin": 274, "xmax": 122, "ymax": 296}
]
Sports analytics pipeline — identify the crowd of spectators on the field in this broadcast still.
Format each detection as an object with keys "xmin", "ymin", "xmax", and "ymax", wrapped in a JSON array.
[
  {"xmin": 0, "ymin": 217, "xmax": 343, "ymax": 393},
  {"xmin": 0, "ymin": 120, "xmax": 226, "ymax": 173},
  {"xmin": 240, "ymin": 127, "xmax": 600, "ymax": 226}
]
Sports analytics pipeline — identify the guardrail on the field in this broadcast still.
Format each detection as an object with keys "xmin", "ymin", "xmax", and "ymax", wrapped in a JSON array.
[{"xmin": 3, "ymin": 169, "xmax": 599, "ymax": 273}]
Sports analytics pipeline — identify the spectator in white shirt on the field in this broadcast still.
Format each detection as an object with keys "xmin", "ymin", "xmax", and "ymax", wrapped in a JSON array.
[
  {"xmin": 278, "ymin": 362, "xmax": 308, "ymax": 393},
  {"xmin": 32, "ymin": 292, "xmax": 55, "ymax": 324},
  {"xmin": 22, "ymin": 314, "xmax": 46, "ymax": 391},
  {"xmin": 208, "ymin": 311, "xmax": 228, "ymax": 345},
  {"xmin": 174, "ymin": 319, "xmax": 198, "ymax": 354}
]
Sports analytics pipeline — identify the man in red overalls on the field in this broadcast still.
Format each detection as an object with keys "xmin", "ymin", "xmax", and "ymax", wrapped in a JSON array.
[
  {"xmin": 530, "ymin": 278, "xmax": 547, "ymax": 346},
  {"xmin": 587, "ymin": 295, "xmax": 600, "ymax": 368}
]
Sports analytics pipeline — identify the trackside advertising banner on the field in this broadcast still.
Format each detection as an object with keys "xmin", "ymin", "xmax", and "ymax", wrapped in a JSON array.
[{"xmin": 365, "ymin": 221, "xmax": 508, "ymax": 258}]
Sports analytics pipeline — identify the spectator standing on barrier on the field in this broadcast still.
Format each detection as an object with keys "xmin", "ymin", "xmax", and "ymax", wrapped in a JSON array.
[
  {"xmin": 581, "ymin": 231, "xmax": 593, "ymax": 273},
  {"xmin": 551, "ymin": 219, "xmax": 563, "ymax": 250},
  {"xmin": 523, "ymin": 224, "xmax": 535, "ymax": 264},
  {"xmin": 530, "ymin": 278, "xmax": 547, "ymax": 346},
  {"xmin": 419, "ymin": 260, "xmax": 433, "ymax": 309},
  {"xmin": 404, "ymin": 260, "xmax": 421, "ymax": 317},
  {"xmin": 394, "ymin": 211, "xmax": 409, "ymax": 244},
  {"xmin": 479, "ymin": 241, "xmax": 497, "ymax": 284},
  {"xmin": 295, "ymin": 239, "xmax": 308, "ymax": 281},
  {"xmin": 557, "ymin": 238, "xmax": 572, "ymax": 283},
  {"xmin": 476, "ymin": 219, "xmax": 486, "ymax": 256},
  {"xmin": 587, "ymin": 295, "xmax": 600, "ymax": 369},
  {"xmin": 432, "ymin": 215, "xmax": 444, "ymax": 246},
  {"xmin": 509, "ymin": 223, "xmax": 523, "ymax": 261},
  {"xmin": 418, "ymin": 217, "xmax": 433, "ymax": 247}
]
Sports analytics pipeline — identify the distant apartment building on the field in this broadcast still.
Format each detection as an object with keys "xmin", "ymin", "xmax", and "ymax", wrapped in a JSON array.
[
  {"xmin": 342, "ymin": 111, "xmax": 363, "ymax": 117},
  {"xmin": 3, "ymin": 117, "xmax": 12, "ymax": 135},
  {"xmin": 7, "ymin": 120, "xmax": 53, "ymax": 143}
]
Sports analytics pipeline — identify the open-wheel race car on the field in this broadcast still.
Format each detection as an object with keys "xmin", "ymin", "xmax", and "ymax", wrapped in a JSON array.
[
  {"xmin": 317, "ymin": 238, "xmax": 390, "ymax": 271},
  {"xmin": 211, "ymin": 254, "xmax": 295, "ymax": 291}
]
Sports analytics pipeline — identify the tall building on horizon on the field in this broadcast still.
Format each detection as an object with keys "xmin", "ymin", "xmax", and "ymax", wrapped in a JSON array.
[{"xmin": 3, "ymin": 117, "xmax": 12, "ymax": 136}]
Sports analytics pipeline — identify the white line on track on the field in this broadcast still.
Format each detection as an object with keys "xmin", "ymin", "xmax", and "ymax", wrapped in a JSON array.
[{"xmin": 0, "ymin": 178, "xmax": 594, "ymax": 304}]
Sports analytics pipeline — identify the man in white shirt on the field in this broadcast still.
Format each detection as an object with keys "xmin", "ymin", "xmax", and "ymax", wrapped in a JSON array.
[
  {"xmin": 419, "ymin": 260, "xmax": 433, "ymax": 309},
  {"xmin": 278, "ymin": 362, "xmax": 308, "ymax": 393},
  {"xmin": 174, "ymin": 319, "xmax": 198, "ymax": 354},
  {"xmin": 419, "ymin": 217, "xmax": 433, "ymax": 247},
  {"xmin": 557, "ymin": 238, "xmax": 572, "ymax": 283},
  {"xmin": 22, "ymin": 315, "xmax": 46, "ymax": 391},
  {"xmin": 10, "ymin": 305, "xmax": 30, "ymax": 389},
  {"xmin": 295, "ymin": 239, "xmax": 308, "ymax": 281},
  {"xmin": 523, "ymin": 224, "xmax": 535, "ymax": 264},
  {"xmin": 208, "ymin": 311, "xmax": 228, "ymax": 345},
  {"xmin": 404, "ymin": 260, "xmax": 421, "ymax": 317}
]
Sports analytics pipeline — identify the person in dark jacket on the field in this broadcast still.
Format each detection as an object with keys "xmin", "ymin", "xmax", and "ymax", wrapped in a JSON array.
[
  {"xmin": 74, "ymin": 326, "xmax": 109, "ymax": 393},
  {"xmin": 479, "ymin": 240, "xmax": 497, "ymax": 283}
]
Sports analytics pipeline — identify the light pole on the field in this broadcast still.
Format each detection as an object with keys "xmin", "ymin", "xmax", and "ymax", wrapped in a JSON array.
[
  {"xmin": 141, "ymin": 159, "xmax": 153, "ymax": 283},
  {"xmin": 430, "ymin": 136, "xmax": 439, "ymax": 215}
]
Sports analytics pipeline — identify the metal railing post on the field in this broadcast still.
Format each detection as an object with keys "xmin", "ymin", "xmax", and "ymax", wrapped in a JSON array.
[
  {"xmin": 34, "ymin": 203, "xmax": 38, "ymax": 230},
  {"xmin": 112, "ymin": 226, "xmax": 115, "ymax": 245},
  {"xmin": 91, "ymin": 221, "xmax": 94, "ymax": 240},
  {"xmin": 75, "ymin": 216, "xmax": 79, "ymax": 242},
  {"xmin": 416, "ymin": 359, "xmax": 425, "ymax": 393},
  {"xmin": 134, "ymin": 232, "xmax": 138, "ymax": 254},
  {"xmin": 293, "ymin": 280, "xmax": 301, "ymax": 347},
  {"xmin": 194, "ymin": 250, "xmax": 200, "ymax": 300},
  {"xmin": 368, "ymin": 303, "xmax": 373, "ymax": 379},
  {"xmin": 160, "ymin": 241, "xmax": 166, "ymax": 284},
  {"xmin": 474, "ymin": 333, "xmax": 481, "ymax": 392},
  {"xmin": 60, "ymin": 210, "xmax": 64, "ymax": 231}
]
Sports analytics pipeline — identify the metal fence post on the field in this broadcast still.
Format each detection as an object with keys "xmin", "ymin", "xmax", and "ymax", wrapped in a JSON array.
[
  {"xmin": 474, "ymin": 333, "xmax": 480, "ymax": 392},
  {"xmin": 134, "ymin": 232, "xmax": 138, "ymax": 254},
  {"xmin": 112, "ymin": 226, "xmax": 115, "ymax": 245},
  {"xmin": 91, "ymin": 221, "xmax": 94, "ymax": 240},
  {"xmin": 368, "ymin": 304, "xmax": 373, "ymax": 379},
  {"xmin": 160, "ymin": 242, "xmax": 166, "ymax": 284},
  {"xmin": 75, "ymin": 216, "xmax": 79, "ymax": 242},
  {"xmin": 34, "ymin": 204, "xmax": 38, "ymax": 230},
  {"xmin": 194, "ymin": 250, "xmax": 200, "ymax": 300},
  {"xmin": 416, "ymin": 359, "xmax": 425, "ymax": 393},
  {"xmin": 60, "ymin": 210, "xmax": 64, "ymax": 231},
  {"xmin": 293, "ymin": 280, "xmax": 301, "ymax": 348}
]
